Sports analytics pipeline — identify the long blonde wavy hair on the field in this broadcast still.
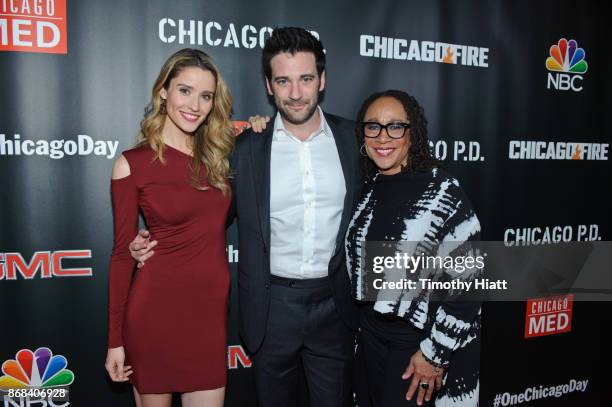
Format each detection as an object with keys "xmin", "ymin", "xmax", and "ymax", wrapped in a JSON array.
[{"xmin": 138, "ymin": 48, "xmax": 234, "ymax": 194}]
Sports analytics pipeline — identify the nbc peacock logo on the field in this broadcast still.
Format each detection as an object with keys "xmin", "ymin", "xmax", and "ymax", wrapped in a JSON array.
[
  {"xmin": 0, "ymin": 347, "xmax": 74, "ymax": 389},
  {"xmin": 546, "ymin": 38, "xmax": 588, "ymax": 92}
]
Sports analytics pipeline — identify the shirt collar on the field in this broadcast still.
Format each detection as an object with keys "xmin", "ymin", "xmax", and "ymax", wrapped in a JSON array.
[{"xmin": 273, "ymin": 106, "xmax": 332, "ymax": 141}]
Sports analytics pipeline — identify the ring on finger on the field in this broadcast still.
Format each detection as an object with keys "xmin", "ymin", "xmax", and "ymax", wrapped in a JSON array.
[{"xmin": 419, "ymin": 381, "xmax": 430, "ymax": 390}]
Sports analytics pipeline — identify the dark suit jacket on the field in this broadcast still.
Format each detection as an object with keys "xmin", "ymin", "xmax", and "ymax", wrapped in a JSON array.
[{"xmin": 228, "ymin": 112, "xmax": 363, "ymax": 353}]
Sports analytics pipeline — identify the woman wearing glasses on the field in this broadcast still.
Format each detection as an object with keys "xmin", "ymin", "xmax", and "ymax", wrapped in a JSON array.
[{"xmin": 345, "ymin": 90, "xmax": 482, "ymax": 406}]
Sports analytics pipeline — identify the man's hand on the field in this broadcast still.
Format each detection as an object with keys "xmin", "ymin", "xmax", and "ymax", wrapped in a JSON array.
[
  {"xmin": 247, "ymin": 115, "xmax": 270, "ymax": 133},
  {"xmin": 129, "ymin": 229, "xmax": 157, "ymax": 268}
]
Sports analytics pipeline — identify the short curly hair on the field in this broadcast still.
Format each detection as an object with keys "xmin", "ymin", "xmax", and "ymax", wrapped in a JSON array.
[{"xmin": 356, "ymin": 89, "xmax": 438, "ymax": 177}]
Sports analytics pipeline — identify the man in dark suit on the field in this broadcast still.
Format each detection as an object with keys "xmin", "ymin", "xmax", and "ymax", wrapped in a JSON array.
[{"xmin": 131, "ymin": 27, "xmax": 361, "ymax": 406}]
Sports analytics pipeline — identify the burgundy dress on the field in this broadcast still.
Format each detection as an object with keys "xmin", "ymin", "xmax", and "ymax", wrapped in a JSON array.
[{"xmin": 108, "ymin": 144, "xmax": 230, "ymax": 393}]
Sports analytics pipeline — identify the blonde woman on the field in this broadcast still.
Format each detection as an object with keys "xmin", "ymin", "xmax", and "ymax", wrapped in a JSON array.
[{"xmin": 104, "ymin": 48, "xmax": 234, "ymax": 407}]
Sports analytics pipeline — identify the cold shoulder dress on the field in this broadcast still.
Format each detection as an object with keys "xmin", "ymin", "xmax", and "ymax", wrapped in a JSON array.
[{"xmin": 108, "ymin": 144, "xmax": 230, "ymax": 393}]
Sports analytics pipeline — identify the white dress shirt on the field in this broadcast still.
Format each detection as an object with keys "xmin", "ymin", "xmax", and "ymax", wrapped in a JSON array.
[{"xmin": 269, "ymin": 107, "xmax": 346, "ymax": 279}]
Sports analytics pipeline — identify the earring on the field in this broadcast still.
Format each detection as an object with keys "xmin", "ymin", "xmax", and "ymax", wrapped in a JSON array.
[
  {"xmin": 160, "ymin": 98, "xmax": 167, "ymax": 114},
  {"xmin": 360, "ymin": 143, "xmax": 368, "ymax": 157}
]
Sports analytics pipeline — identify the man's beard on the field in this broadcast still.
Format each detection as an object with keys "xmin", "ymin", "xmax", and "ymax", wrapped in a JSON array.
[{"xmin": 277, "ymin": 98, "xmax": 319, "ymax": 125}]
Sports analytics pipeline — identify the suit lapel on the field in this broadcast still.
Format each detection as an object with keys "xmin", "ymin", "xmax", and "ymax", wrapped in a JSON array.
[
  {"xmin": 326, "ymin": 113, "xmax": 356, "ymax": 258},
  {"xmin": 249, "ymin": 123, "xmax": 274, "ymax": 251}
]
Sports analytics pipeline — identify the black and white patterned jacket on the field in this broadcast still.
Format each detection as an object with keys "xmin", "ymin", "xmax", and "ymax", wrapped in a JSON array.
[{"xmin": 345, "ymin": 167, "xmax": 482, "ymax": 367}]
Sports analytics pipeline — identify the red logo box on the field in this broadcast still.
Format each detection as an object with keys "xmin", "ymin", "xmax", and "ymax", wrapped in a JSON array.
[
  {"xmin": 524, "ymin": 294, "xmax": 573, "ymax": 338},
  {"xmin": 0, "ymin": 0, "xmax": 67, "ymax": 54},
  {"xmin": 232, "ymin": 120, "xmax": 249, "ymax": 135}
]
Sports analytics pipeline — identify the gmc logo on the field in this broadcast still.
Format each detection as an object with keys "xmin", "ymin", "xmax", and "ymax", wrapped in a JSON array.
[
  {"xmin": 0, "ymin": 0, "xmax": 67, "ymax": 54},
  {"xmin": 0, "ymin": 250, "xmax": 93, "ymax": 280}
]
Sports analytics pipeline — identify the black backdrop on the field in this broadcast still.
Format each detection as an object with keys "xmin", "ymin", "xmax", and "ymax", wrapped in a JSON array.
[{"xmin": 1, "ymin": 1, "xmax": 611, "ymax": 406}]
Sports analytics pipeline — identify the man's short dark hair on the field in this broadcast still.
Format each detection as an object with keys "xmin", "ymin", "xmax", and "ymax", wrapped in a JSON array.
[{"xmin": 262, "ymin": 27, "xmax": 325, "ymax": 80}]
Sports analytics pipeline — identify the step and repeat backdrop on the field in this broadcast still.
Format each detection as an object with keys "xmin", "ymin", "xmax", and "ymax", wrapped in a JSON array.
[{"xmin": 1, "ymin": 0, "xmax": 610, "ymax": 406}]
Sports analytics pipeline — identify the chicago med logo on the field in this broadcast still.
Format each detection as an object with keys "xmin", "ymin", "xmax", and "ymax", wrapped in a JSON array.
[
  {"xmin": 524, "ymin": 295, "xmax": 573, "ymax": 338},
  {"xmin": 1, "ymin": 347, "xmax": 73, "ymax": 406},
  {"xmin": 0, "ymin": 0, "xmax": 67, "ymax": 54},
  {"xmin": 545, "ymin": 38, "xmax": 588, "ymax": 92},
  {"xmin": 0, "ymin": 250, "xmax": 93, "ymax": 280}
]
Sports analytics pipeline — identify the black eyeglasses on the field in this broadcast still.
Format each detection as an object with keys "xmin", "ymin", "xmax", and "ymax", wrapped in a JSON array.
[{"xmin": 362, "ymin": 122, "xmax": 410, "ymax": 139}]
